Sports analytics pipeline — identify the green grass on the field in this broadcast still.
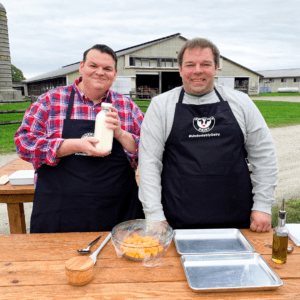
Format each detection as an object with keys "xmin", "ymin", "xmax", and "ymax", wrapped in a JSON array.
[
  {"xmin": 271, "ymin": 199, "xmax": 300, "ymax": 226},
  {"xmin": 0, "ymin": 100, "xmax": 30, "ymax": 124},
  {"xmin": 139, "ymin": 107, "xmax": 148, "ymax": 113},
  {"xmin": 252, "ymin": 92, "xmax": 300, "ymax": 97},
  {"xmin": 0, "ymin": 101, "xmax": 31, "ymax": 111},
  {"xmin": 134, "ymin": 100, "xmax": 150, "ymax": 114},
  {"xmin": 0, "ymin": 102, "xmax": 30, "ymax": 155},
  {"xmin": 0, "ymin": 124, "xmax": 21, "ymax": 154},
  {"xmin": 0, "ymin": 113, "xmax": 26, "ymax": 122},
  {"xmin": 253, "ymin": 101, "xmax": 300, "ymax": 128},
  {"xmin": 134, "ymin": 100, "xmax": 151, "ymax": 106}
]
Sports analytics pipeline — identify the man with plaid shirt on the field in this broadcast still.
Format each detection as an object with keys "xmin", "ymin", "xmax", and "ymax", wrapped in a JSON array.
[{"xmin": 15, "ymin": 44, "xmax": 144, "ymax": 233}]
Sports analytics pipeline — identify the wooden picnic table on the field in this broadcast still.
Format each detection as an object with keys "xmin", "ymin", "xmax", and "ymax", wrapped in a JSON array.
[
  {"xmin": 0, "ymin": 158, "xmax": 140, "ymax": 234},
  {"xmin": 0, "ymin": 230, "xmax": 299, "ymax": 299},
  {"xmin": 0, "ymin": 158, "xmax": 34, "ymax": 234}
]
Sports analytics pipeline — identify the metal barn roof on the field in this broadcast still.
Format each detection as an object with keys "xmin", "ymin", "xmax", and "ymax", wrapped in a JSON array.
[
  {"xmin": 24, "ymin": 33, "xmax": 262, "ymax": 83},
  {"xmin": 24, "ymin": 33, "xmax": 186, "ymax": 83},
  {"xmin": 257, "ymin": 69, "xmax": 300, "ymax": 78},
  {"xmin": 115, "ymin": 33, "xmax": 186, "ymax": 56},
  {"xmin": 23, "ymin": 63, "xmax": 80, "ymax": 83}
]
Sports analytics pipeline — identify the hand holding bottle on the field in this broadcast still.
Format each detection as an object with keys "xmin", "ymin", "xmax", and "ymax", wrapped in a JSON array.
[
  {"xmin": 94, "ymin": 103, "xmax": 137, "ymax": 154},
  {"xmin": 104, "ymin": 106, "xmax": 124, "ymax": 139},
  {"xmin": 94, "ymin": 103, "xmax": 114, "ymax": 152}
]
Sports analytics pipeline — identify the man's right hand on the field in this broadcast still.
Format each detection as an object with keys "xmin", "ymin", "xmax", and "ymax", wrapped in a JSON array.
[
  {"xmin": 146, "ymin": 219, "xmax": 170, "ymax": 234},
  {"xmin": 56, "ymin": 137, "xmax": 111, "ymax": 158}
]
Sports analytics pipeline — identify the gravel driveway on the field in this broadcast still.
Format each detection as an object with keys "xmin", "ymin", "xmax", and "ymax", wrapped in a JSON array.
[
  {"xmin": 271, "ymin": 124, "xmax": 300, "ymax": 201},
  {"xmin": 0, "ymin": 124, "xmax": 299, "ymax": 234}
]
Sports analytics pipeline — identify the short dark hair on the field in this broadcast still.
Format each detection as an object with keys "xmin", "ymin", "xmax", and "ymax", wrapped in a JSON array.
[
  {"xmin": 177, "ymin": 38, "xmax": 220, "ymax": 68},
  {"xmin": 83, "ymin": 44, "xmax": 118, "ymax": 69}
]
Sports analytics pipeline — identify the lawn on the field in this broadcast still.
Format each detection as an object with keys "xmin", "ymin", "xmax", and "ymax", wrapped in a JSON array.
[
  {"xmin": 252, "ymin": 92, "xmax": 300, "ymax": 97},
  {"xmin": 0, "ymin": 101, "xmax": 32, "ymax": 110},
  {"xmin": 134, "ymin": 100, "xmax": 150, "ymax": 113},
  {"xmin": 0, "ymin": 124, "xmax": 21, "ymax": 154},
  {"xmin": 0, "ymin": 112, "xmax": 26, "ymax": 122},
  {"xmin": 271, "ymin": 199, "xmax": 300, "ymax": 227},
  {"xmin": 0, "ymin": 100, "xmax": 31, "ymax": 154},
  {"xmin": 253, "ymin": 101, "xmax": 300, "ymax": 128}
]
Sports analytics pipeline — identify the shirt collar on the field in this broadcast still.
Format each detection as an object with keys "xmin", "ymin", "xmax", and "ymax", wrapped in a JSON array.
[{"xmin": 74, "ymin": 77, "xmax": 109, "ymax": 104}]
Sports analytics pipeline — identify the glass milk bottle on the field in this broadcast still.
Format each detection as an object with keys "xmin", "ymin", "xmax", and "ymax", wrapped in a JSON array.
[
  {"xmin": 94, "ymin": 103, "xmax": 113, "ymax": 152},
  {"xmin": 272, "ymin": 199, "xmax": 289, "ymax": 264}
]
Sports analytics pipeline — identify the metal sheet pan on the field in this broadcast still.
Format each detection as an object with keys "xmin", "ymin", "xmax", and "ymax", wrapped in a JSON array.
[
  {"xmin": 174, "ymin": 229, "xmax": 255, "ymax": 255},
  {"xmin": 181, "ymin": 253, "xmax": 283, "ymax": 292}
]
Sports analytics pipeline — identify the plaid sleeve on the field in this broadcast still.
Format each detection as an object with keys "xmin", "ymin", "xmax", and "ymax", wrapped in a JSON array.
[
  {"xmin": 129, "ymin": 99, "xmax": 144, "ymax": 153},
  {"xmin": 14, "ymin": 93, "xmax": 64, "ymax": 170},
  {"xmin": 124, "ymin": 98, "xmax": 144, "ymax": 170},
  {"xmin": 111, "ymin": 91, "xmax": 144, "ymax": 170}
]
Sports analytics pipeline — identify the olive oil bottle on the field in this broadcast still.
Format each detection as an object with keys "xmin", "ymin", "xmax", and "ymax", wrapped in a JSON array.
[{"xmin": 272, "ymin": 199, "xmax": 289, "ymax": 264}]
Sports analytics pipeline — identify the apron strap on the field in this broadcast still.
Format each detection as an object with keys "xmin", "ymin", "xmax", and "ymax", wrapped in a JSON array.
[
  {"xmin": 213, "ymin": 87, "xmax": 225, "ymax": 103},
  {"xmin": 66, "ymin": 88, "xmax": 112, "ymax": 120},
  {"xmin": 66, "ymin": 88, "xmax": 75, "ymax": 120},
  {"xmin": 214, "ymin": 87, "xmax": 248, "ymax": 158},
  {"xmin": 106, "ymin": 92, "xmax": 111, "ymax": 104},
  {"xmin": 178, "ymin": 88, "xmax": 185, "ymax": 104}
]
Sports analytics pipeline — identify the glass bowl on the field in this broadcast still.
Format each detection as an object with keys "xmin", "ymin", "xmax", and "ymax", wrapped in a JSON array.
[{"xmin": 111, "ymin": 219, "xmax": 174, "ymax": 263}]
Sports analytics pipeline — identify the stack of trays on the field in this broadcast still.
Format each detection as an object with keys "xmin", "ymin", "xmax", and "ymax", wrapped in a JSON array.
[{"xmin": 174, "ymin": 229, "xmax": 283, "ymax": 292}]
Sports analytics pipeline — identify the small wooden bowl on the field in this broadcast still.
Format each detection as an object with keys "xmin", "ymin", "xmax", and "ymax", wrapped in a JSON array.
[{"xmin": 65, "ymin": 256, "xmax": 94, "ymax": 286}]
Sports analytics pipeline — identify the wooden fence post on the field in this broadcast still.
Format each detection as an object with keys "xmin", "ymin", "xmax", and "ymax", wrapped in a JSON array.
[{"xmin": 30, "ymin": 95, "xmax": 37, "ymax": 104}]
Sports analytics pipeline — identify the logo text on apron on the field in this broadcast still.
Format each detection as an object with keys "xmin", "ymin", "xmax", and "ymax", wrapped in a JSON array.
[{"xmin": 193, "ymin": 116, "xmax": 215, "ymax": 132}]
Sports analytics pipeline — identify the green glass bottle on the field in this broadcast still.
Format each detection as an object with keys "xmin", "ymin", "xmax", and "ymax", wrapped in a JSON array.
[{"xmin": 272, "ymin": 199, "xmax": 289, "ymax": 264}]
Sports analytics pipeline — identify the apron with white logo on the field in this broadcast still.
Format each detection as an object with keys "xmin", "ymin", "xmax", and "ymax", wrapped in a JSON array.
[
  {"xmin": 161, "ymin": 88, "xmax": 253, "ymax": 229},
  {"xmin": 31, "ymin": 88, "xmax": 144, "ymax": 233}
]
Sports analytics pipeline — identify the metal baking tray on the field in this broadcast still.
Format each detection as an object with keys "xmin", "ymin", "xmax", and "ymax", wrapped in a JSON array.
[
  {"xmin": 181, "ymin": 253, "xmax": 283, "ymax": 292},
  {"xmin": 174, "ymin": 229, "xmax": 255, "ymax": 255}
]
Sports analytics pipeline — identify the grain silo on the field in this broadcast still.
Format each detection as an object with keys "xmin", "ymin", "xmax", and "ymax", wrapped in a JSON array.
[{"xmin": 0, "ymin": 2, "xmax": 21, "ymax": 101}]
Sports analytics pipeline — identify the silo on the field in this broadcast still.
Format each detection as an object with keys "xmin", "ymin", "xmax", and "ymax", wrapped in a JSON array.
[{"xmin": 0, "ymin": 2, "xmax": 21, "ymax": 100}]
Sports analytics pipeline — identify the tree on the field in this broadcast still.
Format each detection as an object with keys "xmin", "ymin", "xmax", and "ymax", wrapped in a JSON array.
[{"xmin": 11, "ymin": 64, "xmax": 26, "ymax": 81}]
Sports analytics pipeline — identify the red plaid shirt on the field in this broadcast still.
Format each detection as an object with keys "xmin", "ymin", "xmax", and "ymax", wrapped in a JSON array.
[{"xmin": 15, "ymin": 77, "xmax": 144, "ymax": 172}]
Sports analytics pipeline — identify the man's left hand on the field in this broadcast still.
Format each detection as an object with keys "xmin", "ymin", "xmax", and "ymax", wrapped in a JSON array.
[
  {"xmin": 105, "ymin": 106, "xmax": 124, "ymax": 139},
  {"xmin": 104, "ymin": 105, "xmax": 137, "ymax": 154},
  {"xmin": 250, "ymin": 210, "xmax": 272, "ymax": 232}
]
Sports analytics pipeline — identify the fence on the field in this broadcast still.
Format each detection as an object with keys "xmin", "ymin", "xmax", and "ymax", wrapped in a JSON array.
[
  {"xmin": 129, "ymin": 87, "xmax": 159, "ymax": 100},
  {"xmin": 0, "ymin": 96, "xmax": 37, "ymax": 125},
  {"xmin": 0, "ymin": 95, "xmax": 151, "ymax": 125}
]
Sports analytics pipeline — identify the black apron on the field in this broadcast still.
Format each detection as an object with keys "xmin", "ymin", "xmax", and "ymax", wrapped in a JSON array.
[
  {"xmin": 31, "ymin": 89, "xmax": 144, "ymax": 233},
  {"xmin": 161, "ymin": 88, "xmax": 253, "ymax": 229}
]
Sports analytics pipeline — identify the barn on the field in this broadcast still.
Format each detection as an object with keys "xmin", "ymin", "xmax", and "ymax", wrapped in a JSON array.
[
  {"xmin": 23, "ymin": 33, "xmax": 262, "ymax": 97},
  {"xmin": 258, "ymin": 69, "xmax": 300, "ymax": 93}
]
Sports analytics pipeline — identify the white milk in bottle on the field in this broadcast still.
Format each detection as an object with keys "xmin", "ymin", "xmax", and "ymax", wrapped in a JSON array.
[{"xmin": 94, "ymin": 103, "xmax": 113, "ymax": 151}]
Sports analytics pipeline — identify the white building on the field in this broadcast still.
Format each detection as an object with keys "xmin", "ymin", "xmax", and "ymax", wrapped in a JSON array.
[
  {"xmin": 258, "ymin": 69, "xmax": 300, "ymax": 93},
  {"xmin": 23, "ymin": 33, "xmax": 262, "ymax": 96}
]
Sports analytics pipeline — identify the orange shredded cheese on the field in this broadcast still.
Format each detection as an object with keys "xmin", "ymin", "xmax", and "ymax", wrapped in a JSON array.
[{"xmin": 121, "ymin": 233, "xmax": 164, "ymax": 260}]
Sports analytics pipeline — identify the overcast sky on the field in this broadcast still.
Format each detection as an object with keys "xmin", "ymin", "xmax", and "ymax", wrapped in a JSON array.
[{"xmin": 2, "ymin": 0, "xmax": 299, "ymax": 80}]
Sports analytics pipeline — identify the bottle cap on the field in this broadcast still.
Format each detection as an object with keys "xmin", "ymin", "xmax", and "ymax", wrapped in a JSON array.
[
  {"xmin": 278, "ymin": 199, "xmax": 286, "ymax": 219},
  {"xmin": 101, "ymin": 103, "xmax": 112, "ymax": 110}
]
